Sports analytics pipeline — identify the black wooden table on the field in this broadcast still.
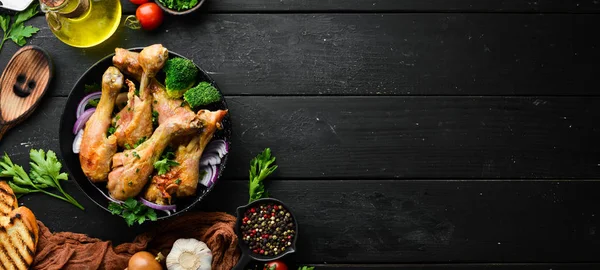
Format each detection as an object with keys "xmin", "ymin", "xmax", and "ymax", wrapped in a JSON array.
[{"xmin": 0, "ymin": 1, "xmax": 599, "ymax": 269}]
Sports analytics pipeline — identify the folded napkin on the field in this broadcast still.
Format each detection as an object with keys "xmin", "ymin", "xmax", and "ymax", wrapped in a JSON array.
[{"xmin": 32, "ymin": 212, "xmax": 241, "ymax": 270}]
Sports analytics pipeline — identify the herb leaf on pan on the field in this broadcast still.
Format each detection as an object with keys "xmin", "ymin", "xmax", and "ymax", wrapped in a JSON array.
[
  {"xmin": 153, "ymin": 150, "xmax": 179, "ymax": 175},
  {"xmin": 108, "ymin": 198, "xmax": 157, "ymax": 226},
  {"xmin": 248, "ymin": 148, "xmax": 277, "ymax": 203}
]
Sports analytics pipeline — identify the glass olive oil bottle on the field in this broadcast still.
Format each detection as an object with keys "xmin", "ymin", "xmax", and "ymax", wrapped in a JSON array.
[{"xmin": 40, "ymin": 0, "xmax": 121, "ymax": 48}]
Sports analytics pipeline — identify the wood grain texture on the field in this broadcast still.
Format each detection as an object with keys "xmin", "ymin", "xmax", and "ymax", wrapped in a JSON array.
[
  {"xmin": 121, "ymin": 0, "xmax": 600, "ymax": 13},
  {"xmin": 0, "ymin": 46, "xmax": 52, "ymax": 141},
  {"xmin": 3, "ymin": 14, "xmax": 599, "ymax": 96},
  {"xmin": 10, "ymin": 178, "xmax": 600, "ymax": 263},
  {"xmin": 4, "ymin": 96, "xmax": 600, "ymax": 179}
]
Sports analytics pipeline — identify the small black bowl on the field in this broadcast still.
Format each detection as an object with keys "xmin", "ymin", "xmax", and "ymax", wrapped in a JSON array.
[
  {"xmin": 155, "ymin": 0, "xmax": 206, "ymax": 15},
  {"xmin": 58, "ymin": 47, "xmax": 232, "ymax": 221},
  {"xmin": 232, "ymin": 198, "xmax": 299, "ymax": 270}
]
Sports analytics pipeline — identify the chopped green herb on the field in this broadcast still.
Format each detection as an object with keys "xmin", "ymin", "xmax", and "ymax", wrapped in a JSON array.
[
  {"xmin": 175, "ymin": 179, "xmax": 181, "ymax": 185},
  {"xmin": 152, "ymin": 110, "xmax": 159, "ymax": 128},
  {"xmin": 108, "ymin": 198, "xmax": 157, "ymax": 226},
  {"xmin": 107, "ymin": 126, "xmax": 116, "ymax": 136},
  {"xmin": 153, "ymin": 150, "xmax": 178, "ymax": 175},
  {"xmin": 84, "ymin": 82, "xmax": 101, "ymax": 93},
  {"xmin": 180, "ymin": 101, "xmax": 186, "ymax": 107},
  {"xmin": 115, "ymin": 114, "xmax": 121, "ymax": 122},
  {"xmin": 87, "ymin": 99, "xmax": 99, "ymax": 107},
  {"xmin": 132, "ymin": 152, "xmax": 140, "ymax": 159},
  {"xmin": 124, "ymin": 143, "xmax": 132, "ymax": 150},
  {"xmin": 135, "ymin": 168, "xmax": 140, "ymax": 173},
  {"xmin": 128, "ymin": 181, "xmax": 133, "ymax": 186},
  {"xmin": 134, "ymin": 137, "xmax": 147, "ymax": 148}
]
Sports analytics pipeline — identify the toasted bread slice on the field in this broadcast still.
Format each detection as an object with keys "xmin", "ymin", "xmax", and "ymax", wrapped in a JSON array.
[
  {"xmin": 0, "ymin": 182, "xmax": 39, "ymax": 270},
  {"xmin": 0, "ymin": 182, "xmax": 18, "ymax": 216},
  {"xmin": 0, "ymin": 206, "xmax": 39, "ymax": 270}
]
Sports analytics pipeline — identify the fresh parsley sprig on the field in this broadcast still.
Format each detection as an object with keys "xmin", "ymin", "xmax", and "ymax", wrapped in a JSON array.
[
  {"xmin": 0, "ymin": 3, "xmax": 40, "ymax": 53},
  {"xmin": 153, "ymin": 150, "xmax": 179, "ymax": 175},
  {"xmin": 248, "ymin": 148, "xmax": 277, "ymax": 203},
  {"xmin": 0, "ymin": 149, "xmax": 84, "ymax": 210},
  {"xmin": 108, "ymin": 198, "xmax": 157, "ymax": 226}
]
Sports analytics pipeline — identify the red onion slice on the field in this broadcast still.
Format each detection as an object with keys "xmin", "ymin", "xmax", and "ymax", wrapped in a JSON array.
[
  {"xmin": 73, "ymin": 108, "xmax": 95, "ymax": 134},
  {"xmin": 76, "ymin": 92, "xmax": 101, "ymax": 118},
  {"xmin": 139, "ymin": 197, "xmax": 177, "ymax": 211},
  {"xmin": 72, "ymin": 129, "xmax": 84, "ymax": 154},
  {"xmin": 199, "ymin": 165, "xmax": 217, "ymax": 187}
]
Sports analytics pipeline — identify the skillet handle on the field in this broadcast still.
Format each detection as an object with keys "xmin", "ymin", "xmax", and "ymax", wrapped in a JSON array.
[{"xmin": 232, "ymin": 253, "xmax": 252, "ymax": 270}]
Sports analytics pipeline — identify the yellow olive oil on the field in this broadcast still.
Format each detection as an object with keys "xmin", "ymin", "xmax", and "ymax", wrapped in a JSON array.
[{"xmin": 43, "ymin": 0, "xmax": 122, "ymax": 48}]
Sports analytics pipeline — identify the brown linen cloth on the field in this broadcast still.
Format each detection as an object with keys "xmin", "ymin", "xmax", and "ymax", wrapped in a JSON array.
[{"xmin": 32, "ymin": 212, "xmax": 240, "ymax": 270}]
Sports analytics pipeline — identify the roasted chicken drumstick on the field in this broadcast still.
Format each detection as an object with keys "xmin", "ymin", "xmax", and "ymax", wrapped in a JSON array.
[
  {"xmin": 113, "ymin": 45, "xmax": 167, "ymax": 148},
  {"xmin": 107, "ymin": 110, "xmax": 205, "ymax": 200},
  {"xmin": 79, "ymin": 67, "xmax": 124, "ymax": 182},
  {"xmin": 143, "ymin": 109, "xmax": 228, "ymax": 204}
]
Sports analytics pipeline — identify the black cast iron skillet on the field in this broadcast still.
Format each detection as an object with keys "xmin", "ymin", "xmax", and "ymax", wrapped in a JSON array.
[
  {"xmin": 233, "ymin": 198, "xmax": 299, "ymax": 269},
  {"xmin": 58, "ymin": 47, "xmax": 232, "ymax": 220}
]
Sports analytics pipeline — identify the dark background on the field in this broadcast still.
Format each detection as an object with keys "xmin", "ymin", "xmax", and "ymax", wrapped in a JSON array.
[{"xmin": 0, "ymin": 0, "xmax": 599, "ymax": 269}]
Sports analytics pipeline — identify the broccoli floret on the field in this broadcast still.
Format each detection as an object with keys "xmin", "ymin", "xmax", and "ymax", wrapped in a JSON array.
[
  {"xmin": 184, "ymin": 82, "xmax": 221, "ymax": 108},
  {"xmin": 163, "ymin": 57, "xmax": 198, "ymax": 98}
]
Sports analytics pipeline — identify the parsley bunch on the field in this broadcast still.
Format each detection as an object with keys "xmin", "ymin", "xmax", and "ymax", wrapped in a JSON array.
[
  {"xmin": 108, "ymin": 198, "xmax": 157, "ymax": 226},
  {"xmin": 0, "ymin": 149, "xmax": 84, "ymax": 210},
  {"xmin": 249, "ymin": 148, "xmax": 278, "ymax": 203},
  {"xmin": 0, "ymin": 3, "xmax": 40, "ymax": 53}
]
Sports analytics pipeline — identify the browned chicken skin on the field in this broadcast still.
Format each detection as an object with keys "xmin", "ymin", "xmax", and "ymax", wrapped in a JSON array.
[
  {"xmin": 107, "ymin": 109, "xmax": 205, "ymax": 200},
  {"xmin": 113, "ymin": 49, "xmax": 191, "ymax": 123},
  {"xmin": 112, "ymin": 45, "xmax": 167, "ymax": 148},
  {"xmin": 79, "ymin": 67, "xmax": 124, "ymax": 182},
  {"xmin": 143, "ymin": 110, "xmax": 228, "ymax": 204}
]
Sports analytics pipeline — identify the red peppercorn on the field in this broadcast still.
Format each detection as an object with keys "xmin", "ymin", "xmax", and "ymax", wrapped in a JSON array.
[
  {"xmin": 250, "ymin": 208, "xmax": 256, "ymax": 213},
  {"xmin": 260, "ymin": 249, "xmax": 265, "ymax": 254}
]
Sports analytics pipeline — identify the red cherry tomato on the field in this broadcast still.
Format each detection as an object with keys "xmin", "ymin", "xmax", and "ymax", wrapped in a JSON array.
[
  {"xmin": 264, "ymin": 260, "xmax": 288, "ymax": 270},
  {"xmin": 136, "ymin": 3, "xmax": 164, "ymax": 31},
  {"xmin": 130, "ymin": 0, "xmax": 149, "ymax": 4}
]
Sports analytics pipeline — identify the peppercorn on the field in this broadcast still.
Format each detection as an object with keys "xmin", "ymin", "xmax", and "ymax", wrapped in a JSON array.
[{"xmin": 241, "ymin": 203, "xmax": 296, "ymax": 256}]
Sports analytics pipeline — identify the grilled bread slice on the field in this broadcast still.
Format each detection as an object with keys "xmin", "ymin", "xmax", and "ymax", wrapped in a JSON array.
[
  {"xmin": 0, "ymin": 181, "xmax": 39, "ymax": 270},
  {"xmin": 0, "ymin": 182, "xmax": 18, "ymax": 217}
]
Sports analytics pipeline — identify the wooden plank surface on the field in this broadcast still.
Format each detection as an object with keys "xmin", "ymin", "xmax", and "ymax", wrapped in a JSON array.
[
  {"xmin": 16, "ymin": 179, "xmax": 600, "ymax": 263},
  {"xmin": 2, "ymin": 14, "xmax": 599, "ymax": 96},
  {"xmin": 10, "ymin": 96, "xmax": 599, "ymax": 180},
  {"xmin": 121, "ymin": 0, "xmax": 600, "ymax": 13}
]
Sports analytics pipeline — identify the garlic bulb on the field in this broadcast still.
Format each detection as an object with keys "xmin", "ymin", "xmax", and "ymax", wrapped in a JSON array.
[{"xmin": 166, "ymin": 238, "xmax": 213, "ymax": 270}]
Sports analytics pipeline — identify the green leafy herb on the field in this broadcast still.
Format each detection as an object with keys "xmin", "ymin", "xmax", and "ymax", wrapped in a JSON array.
[
  {"xmin": 87, "ymin": 99, "xmax": 100, "ymax": 107},
  {"xmin": 248, "ymin": 148, "xmax": 277, "ymax": 203},
  {"xmin": 298, "ymin": 267, "xmax": 315, "ymax": 270},
  {"xmin": 175, "ymin": 179, "xmax": 181, "ymax": 185},
  {"xmin": 124, "ymin": 143, "xmax": 132, "ymax": 150},
  {"xmin": 152, "ymin": 110, "xmax": 159, "ymax": 128},
  {"xmin": 153, "ymin": 150, "xmax": 179, "ymax": 175},
  {"xmin": 134, "ymin": 137, "xmax": 147, "ymax": 148},
  {"xmin": 134, "ymin": 87, "xmax": 140, "ymax": 97},
  {"xmin": 84, "ymin": 83, "xmax": 101, "ymax": 93},
  {"xmin": 115, "ymin": 114, "xmax": 121, "ymax": 122},
  {"xmin": 108, "ymin": 198, "xmax": 157, "ymax": 226},
  {"xmin": 107, "ymin": 126, "xmax": 116, "ymax": 136},
  {"xmin": 0, "ymin": 149, "xmax": 84, "ymax": 210},
  {"xmin": 158, "ymin": 0, "xmax": 199, "ymax": 11},
  {"xmin": 132, "ymin": 151, "xmax": 140, "ymax": 159},
  {"xmin": 0, "ymin": 3, "xmax": 39, "ymax": 53}
]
